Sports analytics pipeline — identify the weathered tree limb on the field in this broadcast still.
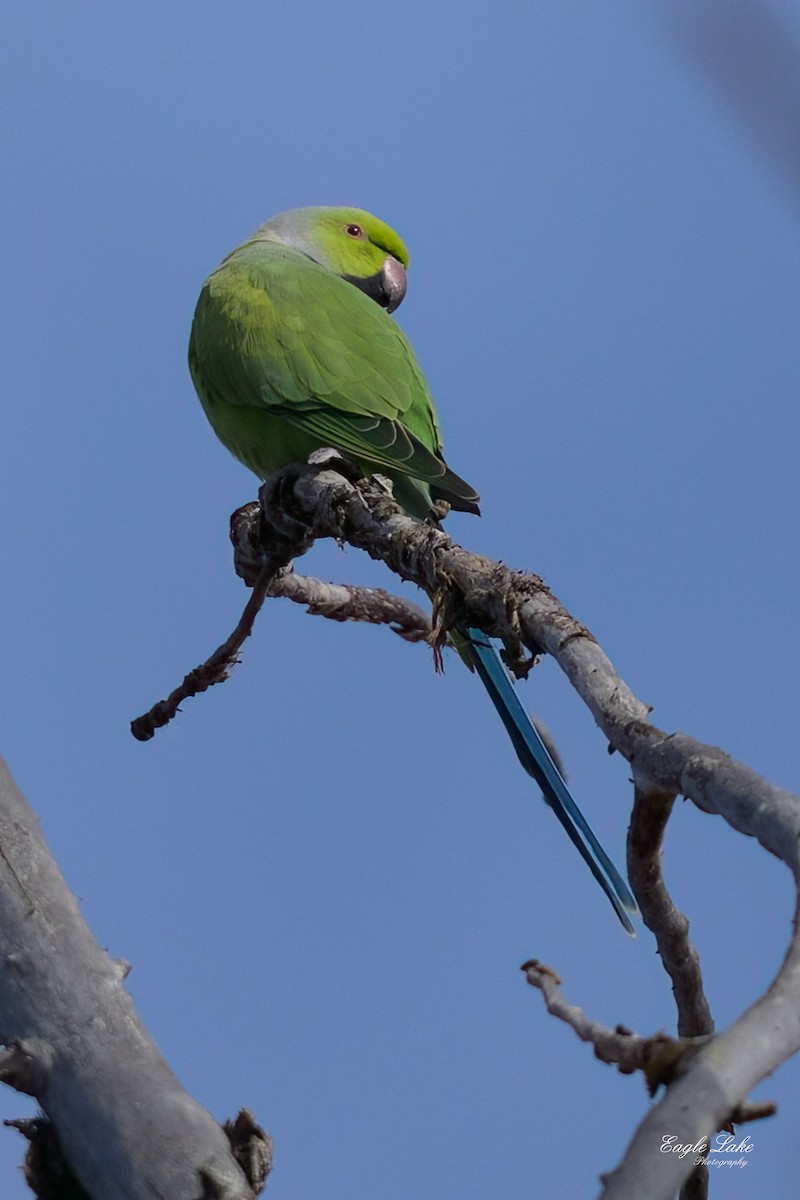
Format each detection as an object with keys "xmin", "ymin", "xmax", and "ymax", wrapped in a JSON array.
[
  {"xmin": 239, "ymin": 461, "xmax": 799, "ymax": 865},
  {"xmin": 600, "ymin": 906, "xmax": 799, "ymax": 1200},
  {"xmin": 626, "ymin": 786, "xmax": 715, "ymax": 1200},
  {"xmin": 127, "ymin": 454, "xmax": 799, "ymax": 1198},
  {"xmin": 130, "ymin": 564, "xmax": 430, "ymax": 741},
  {"xmin": 131, "ymin": 480, "xmax": 432, "ymax": 741},
  {"xmin": 627, "ymin": 785, "xmax": 714, "ymax": 1040},
  {"xmin": 219, "ymin": 457, "xmax": 797, "ymax": 1200},
  {"xmin": 0, "ymin": 756, "xmax": 270, "ymax": 1199},
  {"xmin": 269, "ymin": 569, "xmax": 431, "ymax": 641},
  {"xmin": 521, "ymin": 959, "xmax": 698, "ymax": 1082}
]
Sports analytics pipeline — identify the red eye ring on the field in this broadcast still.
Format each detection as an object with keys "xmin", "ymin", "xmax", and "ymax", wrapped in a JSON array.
[{"xmin": 345, "ymin": 223, "xmax": 363, "ymax": 238}]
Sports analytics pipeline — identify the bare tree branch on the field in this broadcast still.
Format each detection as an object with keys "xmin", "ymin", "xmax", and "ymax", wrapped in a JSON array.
[
  {"xmin": 521, "ymin": 959, "xmax": 702, "ymax": 1083},
  {"xmin": 131, "ymin": 559, "xmax": 279, "ymax": 742},
  {"xmin": 131, "ymin": 474, "xmax": 433, "ymax": 741},
  {"xmin": 627, "ymin": 786, "xmax": 714, "ymax": 1040},
  {"xmin": 627, "ymin": 786, "xmax": 715, "ymax": 1200},
  {"xmin": 127, "ymin": 456, "xmax": 799, "ymax": 1197},
  {"xmin": 269, "ymin": 570, "xmax": 431, "ymax": 641},
  {"xmin": 224, "ymin": 458, "xmax": 797, "ymax": 1200},
  {"xmin": 0, "ymin": 756, "xmax": 268, "ymax": 1198}
]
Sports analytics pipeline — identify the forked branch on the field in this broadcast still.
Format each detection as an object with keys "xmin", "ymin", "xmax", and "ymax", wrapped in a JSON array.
[{"xmin": 130, "ymin": 455, "xmax": 800, "ymax": 1199}]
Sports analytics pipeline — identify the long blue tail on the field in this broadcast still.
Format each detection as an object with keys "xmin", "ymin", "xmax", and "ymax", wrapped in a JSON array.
[{"xmin": 460, "ymin": 626, "xmax": 638, "ymax": 935}]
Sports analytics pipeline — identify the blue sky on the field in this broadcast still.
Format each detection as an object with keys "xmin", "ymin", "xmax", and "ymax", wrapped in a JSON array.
[{"xmin": 1, "ymin": 1, "xmax": 798, "ymax": 1195}]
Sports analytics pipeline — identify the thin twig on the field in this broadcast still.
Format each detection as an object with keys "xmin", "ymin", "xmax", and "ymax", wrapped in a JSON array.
[
  {"xmin": 269, "ymin": 571, "xmax": 431, "ymax": 641},
  {"xmin": 729, "ymin": 1100, "xmax": 777, "ymax": 1124},
  {"xmin": 131, "ymin": 565, "xmax": 432, "ymax": 742},
  {"xmin": 130, "ymin": 559, "xmax": 278, "ymax": 741},
  {"xmin": 520, "ymin": 959, "xmax": 707, "ymax": 1086}
]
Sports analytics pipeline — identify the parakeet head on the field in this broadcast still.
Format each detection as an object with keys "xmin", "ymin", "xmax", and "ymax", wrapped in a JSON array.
[{"xmin": 254, "ymin": 206, "xmax": 409, "ymax": 312}]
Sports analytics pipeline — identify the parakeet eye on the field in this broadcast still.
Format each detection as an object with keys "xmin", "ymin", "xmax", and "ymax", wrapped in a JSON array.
[{"xmin": 345, "ymin": 224, "xmax": 364, "ymax": 238}]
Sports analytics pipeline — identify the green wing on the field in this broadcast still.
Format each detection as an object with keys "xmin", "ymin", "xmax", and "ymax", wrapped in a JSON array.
[{"xmin": 189, "ymin": 241, "xmax": 479, "ymax": 514}]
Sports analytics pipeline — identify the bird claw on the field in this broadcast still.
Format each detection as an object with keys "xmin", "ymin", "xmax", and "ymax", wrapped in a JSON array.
[{"xmin": 258, "ymin": 468, "xmax": 317, "ymax": 563}]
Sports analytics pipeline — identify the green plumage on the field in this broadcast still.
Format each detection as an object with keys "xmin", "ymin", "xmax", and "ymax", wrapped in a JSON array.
[
  {"xmin": 189, "ymin": 207, "xmax": 479, "ymax": 518},
  {"xmin": 188, "ymin": 205, "xmax": 637, "ymax": 933}
]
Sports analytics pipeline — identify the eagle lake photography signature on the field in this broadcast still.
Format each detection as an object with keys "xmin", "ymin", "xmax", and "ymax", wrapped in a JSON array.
[{"xmin": 661, "ymin": 1133, "xmax": 754, "ymax": 1169}]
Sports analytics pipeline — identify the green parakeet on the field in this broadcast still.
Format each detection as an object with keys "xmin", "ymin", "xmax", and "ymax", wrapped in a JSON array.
[{"xmin": 189, "ymin": 205, "xmax": 637, "ymax": 933}]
